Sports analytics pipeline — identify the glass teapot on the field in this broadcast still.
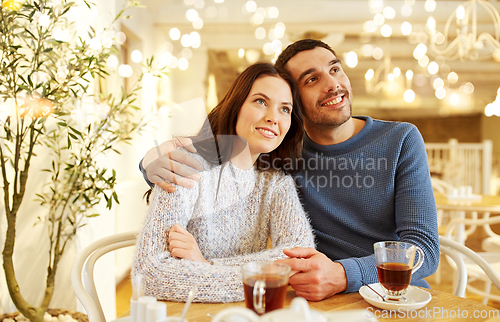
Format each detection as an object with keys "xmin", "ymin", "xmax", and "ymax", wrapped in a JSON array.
[
  {"xmin": 211, "ymin": 297, "xmax": 365, "ymax": 322},
  {"xmin": 212, "ymin": 297, "xmax": 333, "ymax": 322}
]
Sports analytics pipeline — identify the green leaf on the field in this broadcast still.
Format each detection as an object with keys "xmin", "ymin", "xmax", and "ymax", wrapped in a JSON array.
[
  {"xmin": 106, "ymin": 196, "xmax": 112, "ymax": 209},
  {"xmin": 61, "ymin": 6, "xmax": 71, "ymax": 16},
  {"xmin": 18, "ymin": 75, "xmax": 27, "ymax": 85},
  {"xmin": 24, "ymin": 28, "xmax": 36, "ymax": 39},
  {"xmin": 69, "ymin": 126, "xmax": 82, "ymax": 137},
  {"xmin": 112, "ymin": 191, "xmax": 119, "ymax": 204}
]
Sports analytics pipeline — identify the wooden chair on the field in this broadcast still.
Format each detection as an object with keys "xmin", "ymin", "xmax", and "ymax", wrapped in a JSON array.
[
  {"xmin": 431, "ymin": 177, "xmax": 455, "ymax": 285},
  {"xmin": 439, "ymin": 237, "xmax": 468, "ymax": 297},
  {"xmin": 444, "ymin": 215, "xmax": 500, "ymax": 304},
  {"xmin": 72, "ymin": 231, "xmax": 138, "ymax": 322},
  {"xmin": 431, "ymin": 177, "xmax": 455, "ymax": 195}
]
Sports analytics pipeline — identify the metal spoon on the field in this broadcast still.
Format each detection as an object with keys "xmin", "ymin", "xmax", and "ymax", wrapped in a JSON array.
[
  {"xmin": 180, "ymin": 284, "xmax": 198, "ymax": 321},
  {"xmin": 361, "ymin": 280, "xmax": 386, "ymax": 302}
]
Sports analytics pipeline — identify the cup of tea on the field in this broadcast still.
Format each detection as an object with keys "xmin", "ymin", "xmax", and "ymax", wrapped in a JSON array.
[
  {"xmin": 241, "ymin": 261, "xmax": 291, "ymax": 315},
  {"xmin": 374, "ymin": 241, "xmax": 424, "ymax": 301}
]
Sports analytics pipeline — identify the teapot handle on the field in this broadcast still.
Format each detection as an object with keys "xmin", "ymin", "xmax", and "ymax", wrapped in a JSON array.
[
  {"xmin": 211, "ymin": 307, "xmax": 260, "ymax": 322},
  {"xmin": 290, "ymin": 297, "xmax": 312, "ymax": 321}
]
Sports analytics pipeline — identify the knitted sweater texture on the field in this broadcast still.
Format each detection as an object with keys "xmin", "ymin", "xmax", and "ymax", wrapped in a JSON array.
[
  {"xmin": 132, "ymin": 153, "xmax": 315, "ymax": 303},
  {"xmin": 296, "ymin": 116, "xmax": 440, "ymax": 293}
]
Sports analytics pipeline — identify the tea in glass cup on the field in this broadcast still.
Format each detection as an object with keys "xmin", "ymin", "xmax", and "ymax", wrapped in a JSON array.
[
  {"xmin": 241, "ymin": 261, "xmax": 290, "ymax": 315},
  {"xmin": 374, "ymin": 241, "xmax": 424, "ymax": 301}
]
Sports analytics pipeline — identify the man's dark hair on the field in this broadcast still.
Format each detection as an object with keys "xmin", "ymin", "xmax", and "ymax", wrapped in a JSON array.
[{"xmin": 275, "ymin": 39, "xmax": 338, "ymax": 70}]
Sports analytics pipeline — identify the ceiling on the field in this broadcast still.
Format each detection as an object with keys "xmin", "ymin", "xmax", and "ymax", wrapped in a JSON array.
[{"xmin": 139, "ymin": 0, "xmax": 500, "ymax": 119}]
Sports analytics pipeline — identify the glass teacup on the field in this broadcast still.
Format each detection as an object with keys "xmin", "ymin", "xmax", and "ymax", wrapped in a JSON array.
[
  {"xmin": 241, "ymin": 261, "xmax": 290, "ymax": 314},
  {"xmin": 374, "ymin": 241, "xmax": 424, "ymax": 301}
]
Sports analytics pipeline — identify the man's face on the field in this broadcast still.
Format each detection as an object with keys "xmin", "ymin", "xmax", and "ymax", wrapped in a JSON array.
[{"xmin": 285, "ymin": 47, "xmax": 353, "ymax": 128}]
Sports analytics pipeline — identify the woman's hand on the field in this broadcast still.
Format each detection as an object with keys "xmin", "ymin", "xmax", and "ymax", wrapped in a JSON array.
[{"xmin": 168, "ymin": 223, "xmax": 208, "ymax": 263}]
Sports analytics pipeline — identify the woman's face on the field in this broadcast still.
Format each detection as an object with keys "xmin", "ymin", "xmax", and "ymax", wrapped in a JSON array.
[{"xmin": 235, "ymin": 75, "xmax": 293, "ymax": 159}]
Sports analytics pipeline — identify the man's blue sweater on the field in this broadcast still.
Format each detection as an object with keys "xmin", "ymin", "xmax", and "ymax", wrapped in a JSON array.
[{"xmin": 294, "ymin": 116, "xmax": 440, "ymax": 293}]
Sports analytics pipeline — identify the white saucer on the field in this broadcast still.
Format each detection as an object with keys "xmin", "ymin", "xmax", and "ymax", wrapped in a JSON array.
[{"xmin": 359, "ymin": 283, "xmax": 432, "ymax": 311}]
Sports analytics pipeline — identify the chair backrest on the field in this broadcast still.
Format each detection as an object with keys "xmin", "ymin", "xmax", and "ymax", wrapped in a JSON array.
[
  {"xmin": 440, "ymin": 236, "xmax": 500, "ymax": 294},
  {"xmin": 425, "ymin": 139, "xmax": 493, "ymax": 194},
  {"xmin": 431, "ymin": 177, "xmax": 455, "ymax": 194},
  {"xmin": 72, "ymin": 231, "xmax": 138, "ymax": 322},
  {"xmin": 444, "ymin": 213, "xmax": 500, "ymax": 246},
  {"xmin": 439, "ymin": 236, "xmax": 468, "ymax": 297}
]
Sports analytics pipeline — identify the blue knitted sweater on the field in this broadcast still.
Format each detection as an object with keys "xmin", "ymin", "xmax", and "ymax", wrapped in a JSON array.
[{"xmin": 295, "ymin": 116, "xmax": 440, "ymax": 292}]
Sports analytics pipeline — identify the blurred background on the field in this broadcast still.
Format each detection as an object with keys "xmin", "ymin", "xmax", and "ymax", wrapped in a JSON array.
[
  {"xmin": 137, "ymin": 0, "xmax": 500, "ymax": 143},
  {"xmin": 110, "ymin": 0, "xmax": 500, "ymax": 317},
  {"xmin": 1, "ymin": 0, "xmax": 500, "ymax": 320}
]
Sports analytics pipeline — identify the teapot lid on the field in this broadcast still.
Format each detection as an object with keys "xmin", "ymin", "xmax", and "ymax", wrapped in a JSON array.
[
  {"xmin": 259, "ymin": 297, "xmax": 328, "ymax": 322},
  {"xmin": 211, "ymin": 297, "xmax": 328, "ymax": 322}
]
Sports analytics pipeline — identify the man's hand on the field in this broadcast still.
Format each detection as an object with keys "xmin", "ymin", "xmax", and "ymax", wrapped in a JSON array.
[
  {"xmin": 275, "ymin": 247, "xmax": 347, "ymax": 301},
  {"xmin": 168, "ymin": 224, "xmax": 208, "ymax": 263},
  {"xmin": 142, "ymin": 137, "xmax": 203, "ymax": 192}
]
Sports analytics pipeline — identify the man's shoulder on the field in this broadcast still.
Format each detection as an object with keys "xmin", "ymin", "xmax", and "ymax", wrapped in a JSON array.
[
  {"xmin": 352, "ymin": 115, "xmax": 417, "ymax": 135},
  {"xmin": 368, "ymin": 118, "xmax": 420, "ymax": 138},
  {"xmin": 371, "ymin": 117, "xmax": 416, "ymax": 129},
  {"xmin": 351, "ymin": 117, "xmax": 423, "ymax": 151}
]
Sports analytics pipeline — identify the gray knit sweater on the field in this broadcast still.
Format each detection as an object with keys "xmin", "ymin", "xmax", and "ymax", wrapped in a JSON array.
[{"xmin": 132, "ymin": 153, "xmax": 315, "ymax": 303}]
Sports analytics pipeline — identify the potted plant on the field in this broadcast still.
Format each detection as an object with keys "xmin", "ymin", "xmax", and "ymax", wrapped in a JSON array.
[{"xmin": 0, "ymin": 0, "xmax": 163, "ymax": 321}]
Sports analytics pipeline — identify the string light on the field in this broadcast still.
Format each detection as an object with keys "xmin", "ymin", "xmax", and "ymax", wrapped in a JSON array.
[
  {"xmin": 267, "ymin": 7, "xmax": 279, "ymax": 18},
  {"xmin": 19, "ymin": 97, "xmax": 54, "ymax": 118},
  {"xmin": 118, "ymin": 64, "xmax": 133, "ymax": 78},
  {"xmin": 178, "ymin": 58, "xmax": 189, "ymax": 70},
  {"xmin": 115, "ymin": 32, "xmax": 126, "ymax": 44},
  {"xmin": 106, "ymin": 55, "xmax": 119, "ymax": 70},
  {"xmin": 169, "ymin": 28, "xmax": 181, "ymax": 41},
  {"xmin": 345, "ymin": 51, "xmax": 358, "ymax": 68},
  {"xmin": 485, "ymin": 88, "xmax": 500, "ymax": 116},
  {"xmin": 131, "ymin": 50, "xmax": 143, "ymax": 63},
  {"xmin": 365, "ymin": 56, "xmax": 410, "ymax": 99},
  {"xmin": 245, "ymin": 1, "xmax": 257, "ymax": 13}
]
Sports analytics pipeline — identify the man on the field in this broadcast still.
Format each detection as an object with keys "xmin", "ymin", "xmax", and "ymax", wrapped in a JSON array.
[{"xmin": 140, "ymin": 39, "xmax": 440, "ymax": 301}]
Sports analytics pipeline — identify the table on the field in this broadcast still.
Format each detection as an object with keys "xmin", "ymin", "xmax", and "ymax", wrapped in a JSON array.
[
  {"xmin": 434, "ymin": 193, "xmax": 500, "ymax": 244},
  {"xmin": 434, "ymin": 193, "xmax": 500, "ymax": 212},
  {"xmin": 154, "ymin": 287, "xmax": 500, "ymax": 322}
]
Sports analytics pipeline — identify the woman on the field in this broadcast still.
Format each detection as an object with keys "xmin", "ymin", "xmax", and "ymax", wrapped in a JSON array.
[{"xmin": 132, "ymin": 63, "xmax": 315, "ymax": 303}]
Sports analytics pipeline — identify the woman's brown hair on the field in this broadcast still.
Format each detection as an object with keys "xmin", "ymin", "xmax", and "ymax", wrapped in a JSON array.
[
  {"xmin": 145, "ymin": 62, "xmax": 303, "ymax": 203},
  {"xmin": 193, "ymin": 62, "xmax": 303, "ymax": 172}
]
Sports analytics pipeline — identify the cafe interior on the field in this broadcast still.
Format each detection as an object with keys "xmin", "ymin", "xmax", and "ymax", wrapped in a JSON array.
[{"xmin": 1, "ymin": 0, "xmax": 500, "ymax": 321}]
